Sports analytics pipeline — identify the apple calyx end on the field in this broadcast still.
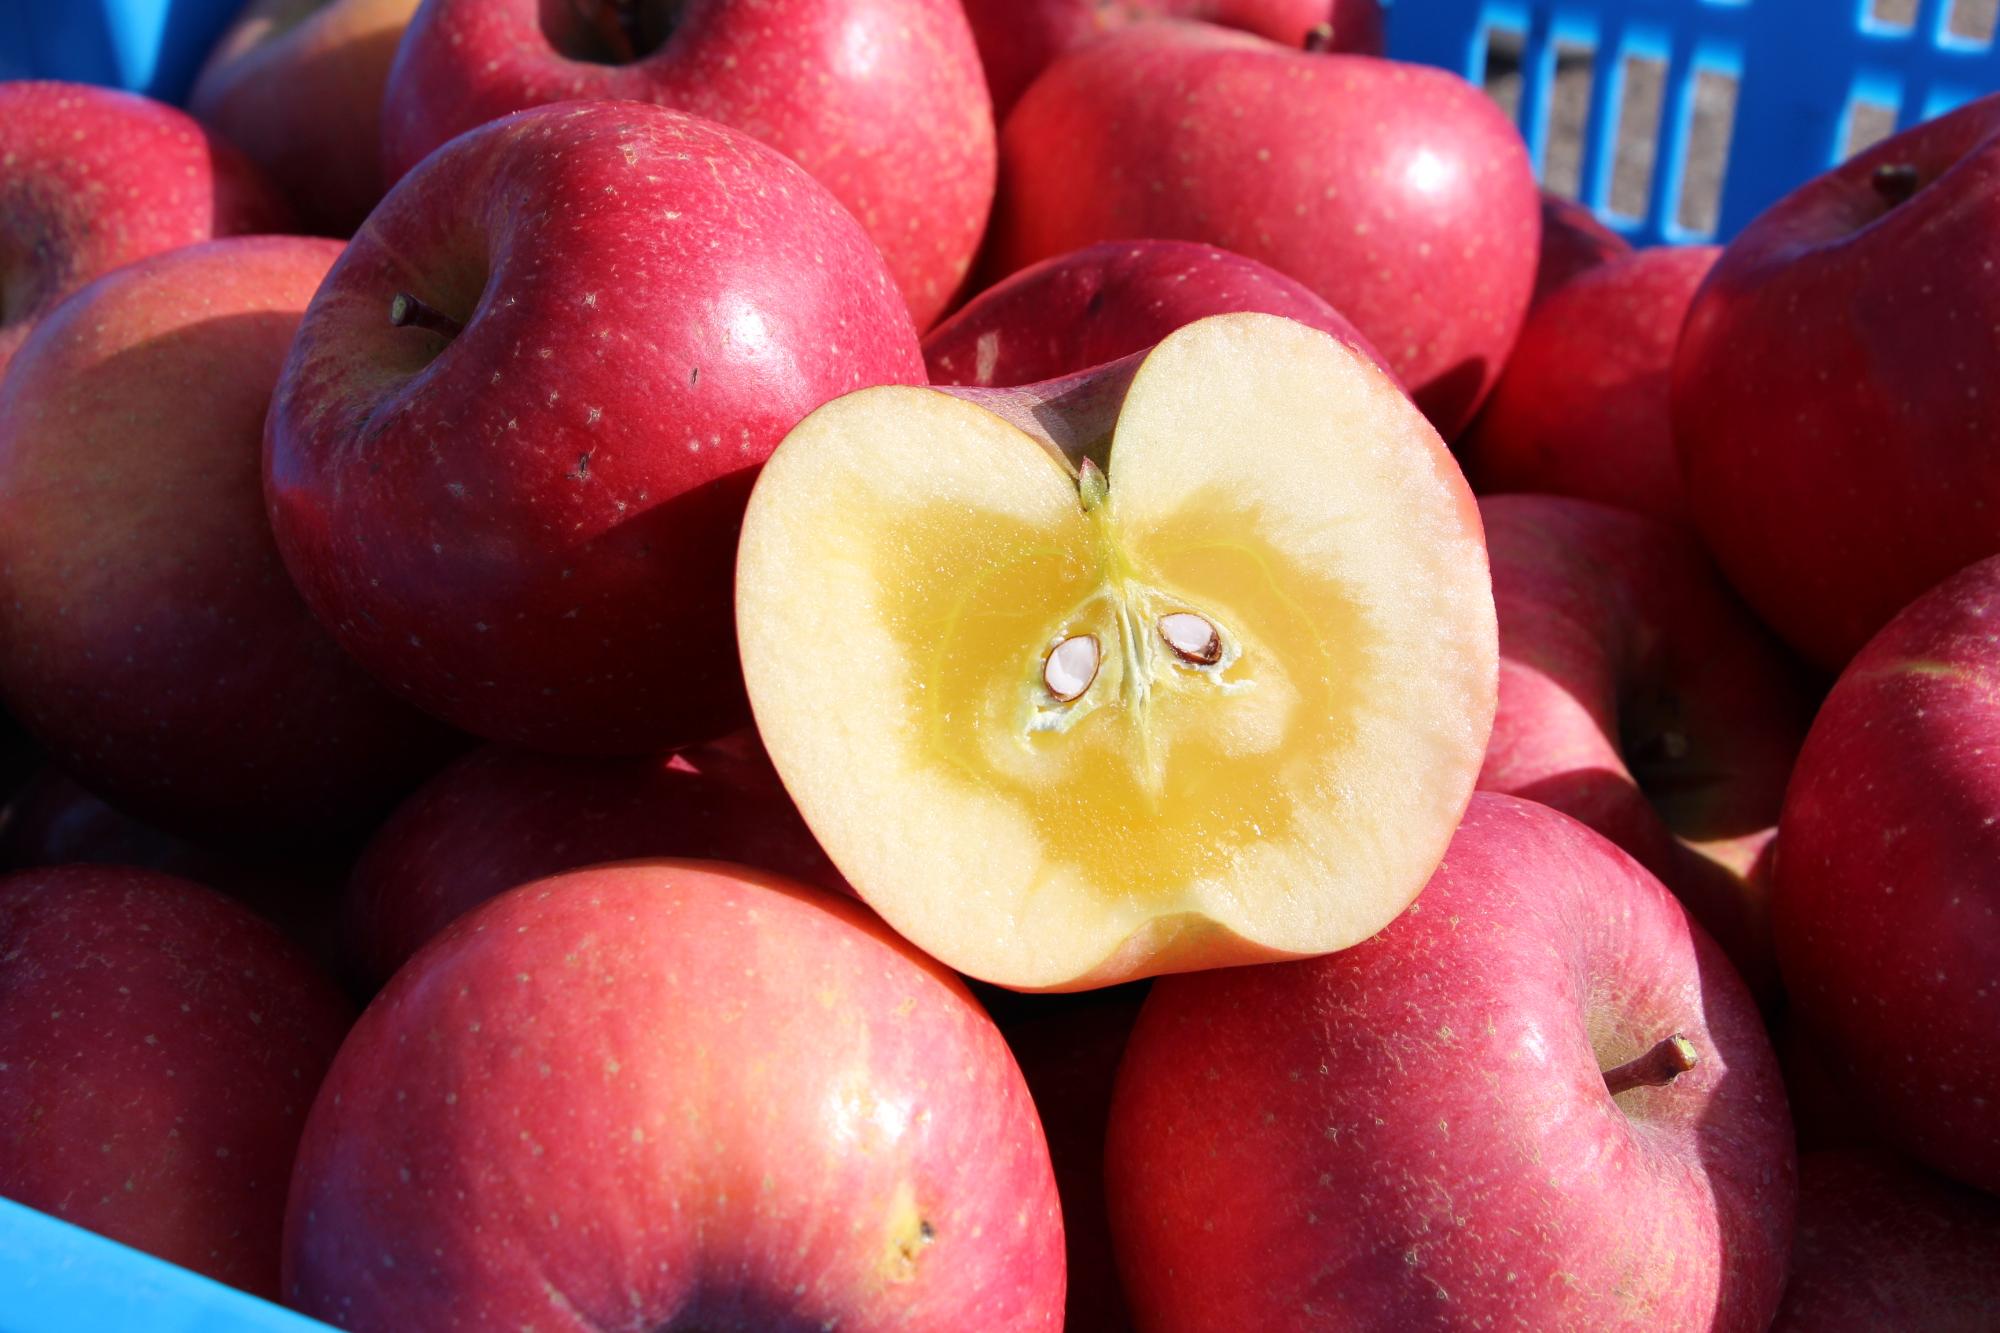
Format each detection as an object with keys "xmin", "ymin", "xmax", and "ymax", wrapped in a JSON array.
[
  {"xmin": 1302, "ymin": 23, "xmax": 1335, "ymax": 54},
  {"xmin": 1602, "ymin": 1033, "xmax": 1699, "ymax": 1096},
  {"xmin": 389, "ymin": 292, "xmax": 465, "ymax": 341},
  {"xmin": 1077, "ymin": 457, "xmax": 1109, "ymax": 513},
  {"xmin": 1871, "ymin": 162, "xmax": 1922, "ymax": 208}
]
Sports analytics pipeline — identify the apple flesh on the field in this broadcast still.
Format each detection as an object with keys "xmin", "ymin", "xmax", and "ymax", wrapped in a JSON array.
[
  {"xmin": 1773, "ymin": 1152, "xmax": 2000, "ymax": 1330},
  {"xmin": 0, "ymin": 81, "xmax": 290, "ymax": 376},
  {"xmin": 1674, "ymin": 92, "xmax": 2000, "ymax": 668},
  {"xmin": 924, "ymin": 239, "xmax": 1391, "ymax": 388},
  {"xmin": 382, "ymin": 0, "xmax": 994, "ymax": 328},
  {"xmin": 989, "ymin": 22, "xmax": 1540, "ymax": 438},
  {"xmin": 1104, "ymin": 793, "xmax": 1796, "ymax": 1331},
  {"xmin": 738, "ymin": 312, "xmax": 1497, "ymax": 990},
  {"xmin": 266, "ymin": 101, "xmax": 924, "ymax": 757},
  {"xmin": 1533, "ymin": 191, "xmax": 1631, "ymax": 304},
  {"xmin": 343, "ymin": 730, "xmax": 847, "ymax": 992},
  {"xmin": 1476, "ymin": 494, "xmax": 1811, "ymax": 1001},
  {"xmin": 1465, "ymin": 246, "xmax": 1718, "ymax": 524},
  {"xmin": 0, "ymin": 865, "xmax": 353, "ymax": 1299},
  {"xmin": 0, "ymin": 237, "xmax": 464, "ymax": 843},
  {"xmin": 190, "ymin": 0, "xmax": 422, "ymax": 236},
  {"xmin": 1775, "ymin": 552, "xmax": 2000, "ymax": 1194},
  {"xmin": 285, "ymin": 861, "xmax": 1065, "ymax": 1329}
]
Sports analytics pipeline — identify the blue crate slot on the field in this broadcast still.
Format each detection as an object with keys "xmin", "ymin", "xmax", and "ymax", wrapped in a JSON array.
[
  {"xmin": 1385, "ymin": 0, "xmax": 2000, "ymax": 245},
  {"xmin": 0, "ymin": 0, "xmax": 244, "ymax": 103},
  {"xmin": 0, "ymin": 1195, "xmax": 334, "ymax": 1333}
]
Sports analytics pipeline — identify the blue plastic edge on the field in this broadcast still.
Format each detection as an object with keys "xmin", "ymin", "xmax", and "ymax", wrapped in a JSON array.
[
  {"xmin": 0, "ymin": 0, "xmax": 245, "ymax": 103},
  {"xmin": 0, "ymin": 1196, "xmax": 335, "ymax": 1333}
]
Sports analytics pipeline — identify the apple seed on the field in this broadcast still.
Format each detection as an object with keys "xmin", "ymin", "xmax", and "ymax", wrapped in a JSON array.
[
  {"xmin": 1043, "ymin": 634, "xmax": 1101, "ymax": 703},
  {"xmin": 1159, "ymin": 612, "xmax": 1223, "ymax": 666}
]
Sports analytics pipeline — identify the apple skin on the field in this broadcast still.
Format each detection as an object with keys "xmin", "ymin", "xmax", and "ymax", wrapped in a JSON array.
[
  {"xmin": 189, "ymin": 0, "xmax": 422, "ymax": 236},
  {"xmin": 381, "ymin": 0, "xmax": 993, "ymax": 329},
  {"xmin": 962, "ymin": 0, "xmax": 1379, "ymax": 120},
  {"xmin": 342, "ymin": 729, "xmax": 848, "ymax": 992},
  {"xmin": 0, "ymin": 82, "xmax": 291, "ymax": 377},
  {"xmin": 266, "ymin": 102, "xmax": 925, "ymax": 756},
  {"xmin": 1673, "ymin": 93, "xmax": 2000, "ymax": 669},
  {"xmin": 285, "ymin": 861, "xmax": 1065, "ymax": 1329},
  {"xmin": 1532, "ymin": 191, "xmax": 1631, "ymax": 304},
  {"xmin": 0, "ymin": 237, "xmax": 465, "ymax": 844},
  {"xmin": 1465, "ymin": 246, "xmax": 1718, "ymax": 524},
  {"xmin": 923, "ymin": 239, "xmax": 1391, "ymax": 388},
  {"xmin": 0, "ymin": 865, "xmax": 353, "ymax": 1299},
  {"xmin": 1772, "ymin": 1151, "xmax": 2000, "ymax": 1331},
  {"xmin": 1774, "ymin": 552, "xmax": 2000, "ymax": 1195},
  {"xmin": 990, "ymin": 22, "xmax": 1539, "ymax": 438},
  {"xmin": 1105, "ymin": 793, "xmax": 1796, "ymax": 1332}
]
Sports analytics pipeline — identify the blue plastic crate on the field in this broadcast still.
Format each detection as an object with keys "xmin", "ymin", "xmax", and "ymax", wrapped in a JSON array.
[
  {"xmin": 1386, "ymin": 0, "xmax": 2000, "ymax": 245},
  {"xmin": 0, "ymin": 0, "xmax": 243, "ymax": 103}
]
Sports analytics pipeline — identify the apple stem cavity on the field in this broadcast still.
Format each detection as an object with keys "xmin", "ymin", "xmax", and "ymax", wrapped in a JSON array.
[
  {"xmin": 389, "ymin": 292, "xmax": 464, "ymax": 341},
  {"xmin": 1302, "ymin": 23, "xmax": 1335, "ymax": 54},
  {"xmin": 1602, "ymin": 1034, "xmax": 1700, "ymax": 1096},
  {"xmin": 1871, "ymin": 163, "xmax": 1923, "ymax": 208}
]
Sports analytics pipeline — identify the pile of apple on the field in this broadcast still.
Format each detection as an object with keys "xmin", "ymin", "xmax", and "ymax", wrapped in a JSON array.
[{"xmin": 2, "ymin": 0, "xmax": 1998, "ymax": 1329}]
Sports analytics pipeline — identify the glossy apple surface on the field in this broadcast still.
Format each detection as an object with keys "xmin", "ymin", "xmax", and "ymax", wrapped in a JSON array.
[
  {"xmin": 0, "ymin": 82, "xmax": 289, "ymax": 376},
  {"xmin": 990, "ymin": 22, "xmax": 1539, "ymax": 437},
  {"xmin": 1477, "ymin": 494, "xmax": 1811, "ymax": 1000},
  {"xmin": 0, "ymin": 865, "xmax": 352, "ymax": 1299},
  {"xmin": 382, "ymin": 0, "xmax": 993, "ymax": 327},
  {"xmin": 0, "ymin": 237, "xmax": 462, "ymax": 843},
  {"xmin": 1775, "ymin": 552, "xmax": 2000, "ymax": 1194},
  {"xmin": 924, "ymin": 239, "xmax": 1388, "ymax": 388},
  {"xmin": 739, "ymin": 314, "xmax": 1496, "ymax": 989},
  {"xmin": 266, "ymin": 101, "xmax": 924, "ymax": 756},
  {"xmin": 190, "ymin": 0, "xmax": 422, "ymax": 235},
  {"xmin": 1674, "ymin": 92, "xmax": 2000, "ymax": 668},
  {"xmin": 285, "ymin": 861, "xmax": 1065, "ymax": 1329},
  {"xmin": 1105, "ymin": 793, "xmax": 1796, "ymax": 1331},
  {"xmin": 1466, "ymin": 246, "xmax": 1718, "ymax": 523}
]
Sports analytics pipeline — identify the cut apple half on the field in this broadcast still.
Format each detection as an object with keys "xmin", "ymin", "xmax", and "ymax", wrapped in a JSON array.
[{"xmin": 737, "ymin": 313, "xmax": 1496, "ymax": 990}]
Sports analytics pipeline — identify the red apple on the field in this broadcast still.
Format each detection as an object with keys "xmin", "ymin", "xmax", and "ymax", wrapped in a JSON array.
[
  {"xmin": 381, "ymin": 0, "xmax": 993, "ymax": 328},
  {"xmin": 1773, "ymin": 1151, "xmax": 2000, "ymax": 1330},
  {"xmin": 0, "ymin": 82, "xmax": 290, "ymax": 377},
  {"xmin": 1673, "ymin": 93, "xmax": 2000, "ymax": 669},
  {"xmin": 1105, "ymin": 793, "xmax": 1796, "ymax": 1331},
  {"xmin": 989, "ymin": 22, "xmax": 1540, "ymax": 437},
  {"xmin": 1465, "ymin": 246, "xmax": 1718, "ymax": 524},
  {"xmin": 923, "ymin": 239, "xmax": 1389, "ymax": 388},
  {"xmin": 1774, "ymin": 1013, "xmax": 1879, "ymax": 1155},
  {"xmin": 190, "ymin": 0, "xmax": 422, "ymax": 236},
  {"xmin": 961, "ymin": 0, "xmax": 1379, "ymax": 120},
  {"xmin": 0, "ymin": 237, "xmax": 464, "ymax": 845},
  {"xmin": 285, "ymin": 861, "xmax": 1065, "ymax": 1328},
  {"xmin": 1774, "ymin": 552, "xmax": 2000, "ymax": 1194},
  {"xmin": 0, "ymin": 865, "xmax": 353, "ymax": 1299},
  {"xmin": 1475, "ymin": 495, "xmax": 1810, "ymax": 1001},
  {"xmin": 266, "ymin": 101, "xmax": 924, "ymax": 756},
  {"xmin": 343, "ymin": 730, "xmax": 846, "ymax": 992},
  {"xmin": 1533, "ymin": 190, "xmax": 1631, "ymax": 304}
]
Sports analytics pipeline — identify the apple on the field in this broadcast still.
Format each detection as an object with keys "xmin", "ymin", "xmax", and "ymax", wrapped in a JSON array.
[
  {"xmin": 923, "ymin": 238, "xmax": 1391, "ymax": 388},
  {"xmin": 1774, "ymin": 552, "xmax": 2000, "ymax": 1195},
  {"xmin": 1773, "ymin": 1151, "xmax": 2000, "ymax": 1330},
  {"xmin": 189, "ymin": 0, "xmax": 423, "ymax": 236},
  {"xmin": 380, "ymin": 0, "xmax": 994, "ymax": 328},
  {"xmin": 266, "ymin": 101, "xmax": 924, "ymax": 757},
  {"xmin": 0, "ymin": 236, "xmax": 465, "ymax": 846},
  {"xmin": 284, "ymin": 861, "xmax": 1065, "ymax": 1328},
  {"xmin": 1674, "ymin": 92, "xmax": 2000, "ymax": 669},
  {"xmin": 1104, "ymin": 793, "xmax": 1797, "ymax": 1331},
  {"xmin": 1774, "ymin": 1013, "xmax": 1879, "ymax": 1155},
  {"xmin": 989, "ymin": 22, "xmax": 1540, "ymax": 438},
  {"xmin": 0, "ymin": 82, "xmax": 290, "ymax": 377},
  {"xmin": 0, "ymin": 865, "xmax": 353, "ymax": 1299},
  {"xmin": 1475, "ymin": 495, "xmax": 1810, "ymax": 1000},
  {"xmin": 1465, "ymin": 246, "xmax": 1718, "ymax": 524},
  {"xmin": 343, "ymin": 730, "xmax": 847, "ymax": 992},
  {"xmin": 738, "ymin": 312, "xmax": 1496, "ymax": 990},
  {"xmin": 1533, "ymin": 190, "xmax": 1631, "ymax": 304},
  {"xmin": 962, "ymin": 0, "xmax": 1381, "ymax": 120}
]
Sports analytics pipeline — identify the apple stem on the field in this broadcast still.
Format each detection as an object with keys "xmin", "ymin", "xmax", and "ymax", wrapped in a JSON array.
[
  {"xmin": 1602, "ymin": 1034, "xmax": 1699, "ymax": 1096},
  {"xmin": 389, "ymin": 292, "xmax": 464, "ymax": 341},
  {"xmin": 1303, "ymin": 23, "xmax": 1335, "ymax": 54},
  {"xmin": 1871, "ymin": 163, "xmax": 1922, "ymax": 208}
]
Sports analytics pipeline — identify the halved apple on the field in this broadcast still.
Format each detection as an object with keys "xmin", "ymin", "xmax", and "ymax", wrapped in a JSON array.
[{"xmin": 737, "ymin": 313, "xmax": 1496, "ymax": 990}]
